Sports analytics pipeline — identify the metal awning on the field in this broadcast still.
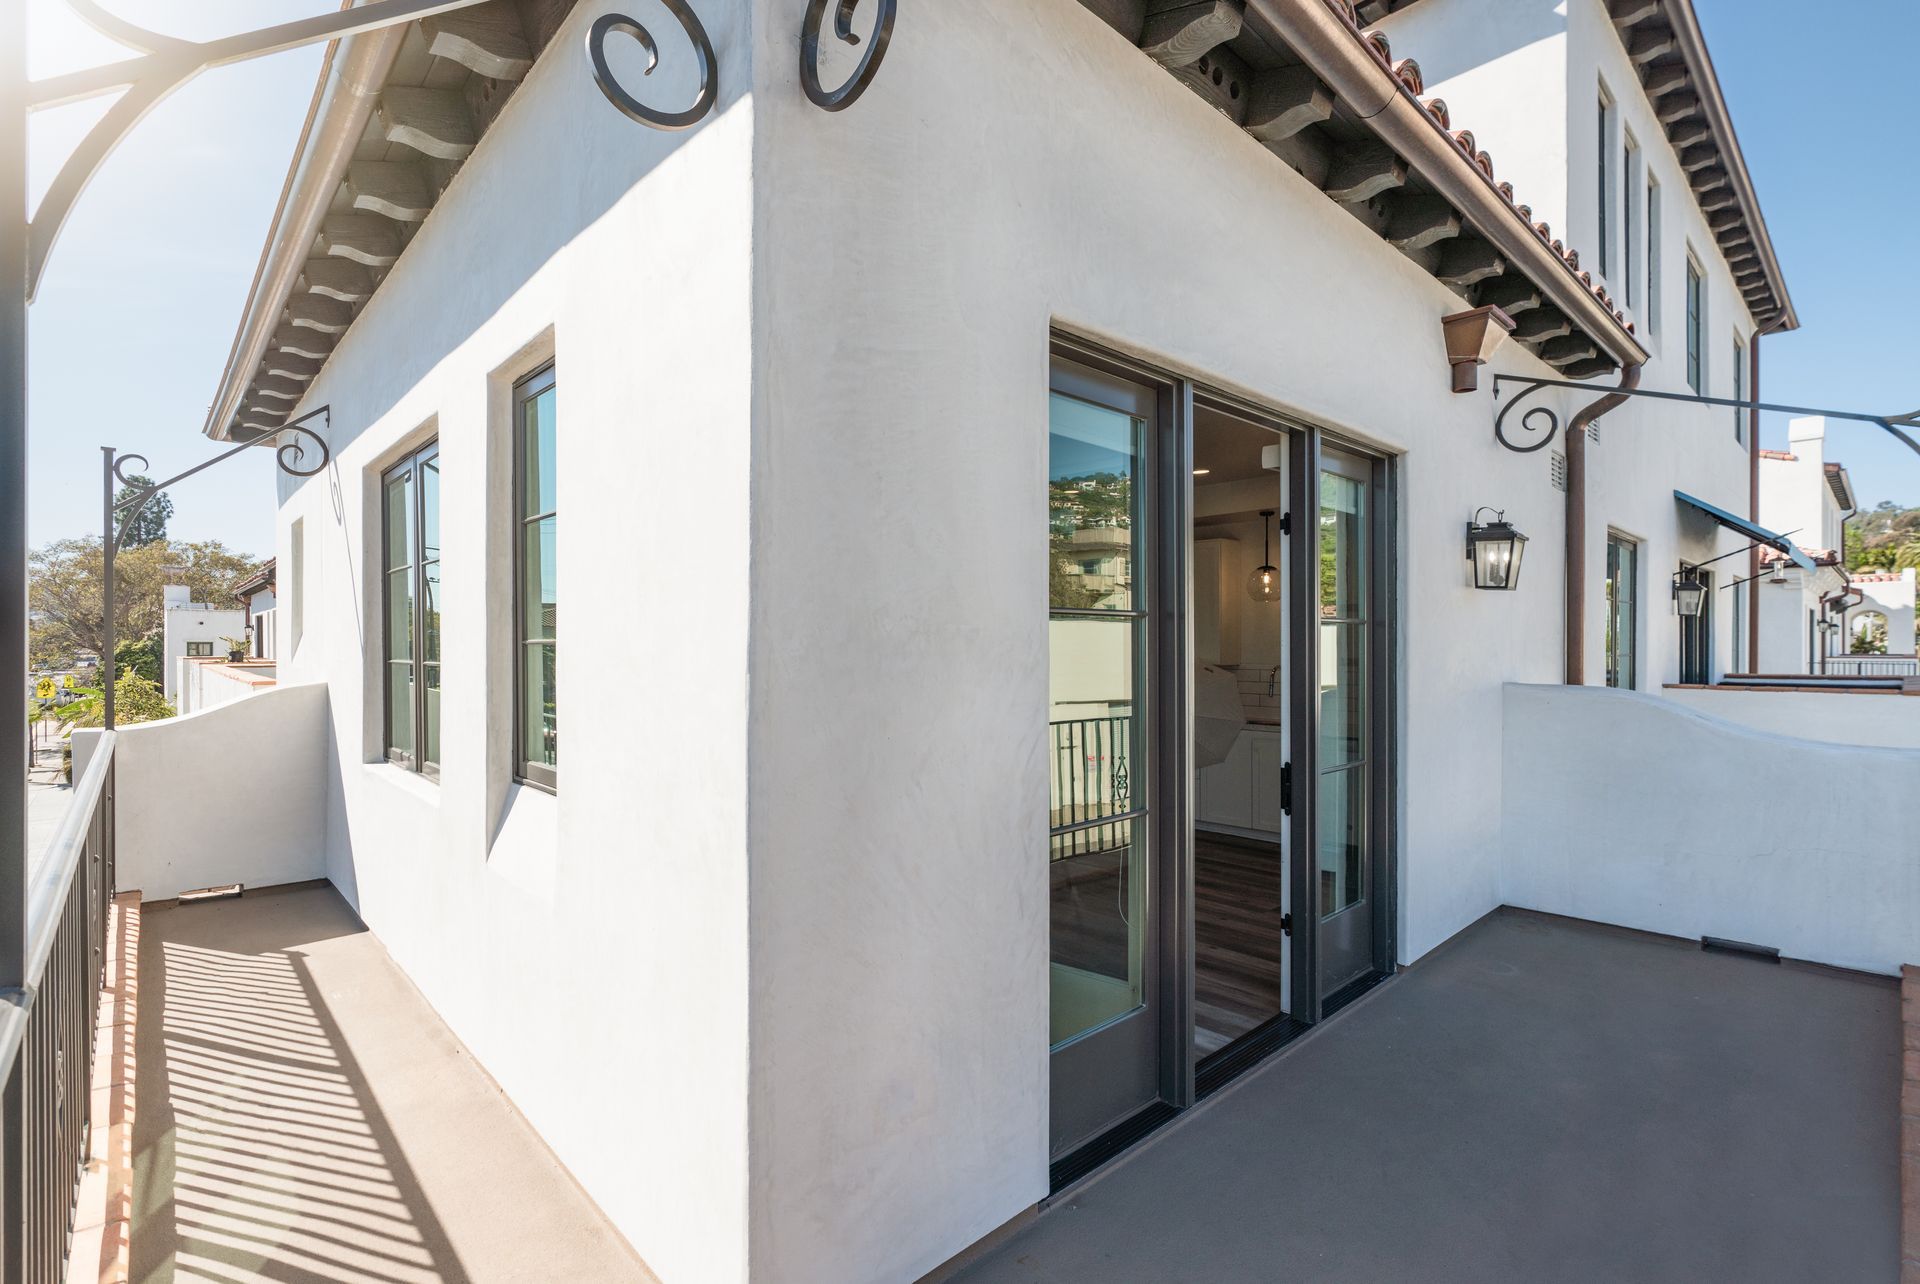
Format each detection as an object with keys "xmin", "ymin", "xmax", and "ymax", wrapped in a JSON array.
[{"xmin": 1674, "ymin": 490, "xmax": 1816, "ymax": 572}]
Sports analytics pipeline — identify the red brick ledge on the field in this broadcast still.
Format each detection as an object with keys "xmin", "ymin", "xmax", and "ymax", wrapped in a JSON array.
[
  {"xmin": 70, "ymin": 892, "xmax": 139, "ymax": 1284},
  {"xmin": 1903, "ymin": 965, "xmax": 1920, "ymax": 1283}
]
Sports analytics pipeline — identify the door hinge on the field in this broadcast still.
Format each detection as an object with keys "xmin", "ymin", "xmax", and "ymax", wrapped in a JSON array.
[
  {"xmin": 1279, "ymin": 912, "xmax": 1294, "ymax": 936},
  {"xmin": 1280, "ymin": 760, "xmax": 1293, "ymax": 816},
  {"xmin": 1277, "ymin": 512, "xmax": 1292, "ymax": 535}
]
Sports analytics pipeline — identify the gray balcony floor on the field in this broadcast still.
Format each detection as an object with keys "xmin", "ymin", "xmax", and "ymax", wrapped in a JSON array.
[
  {"xmin": 958, "ymin": 909, "xmax": 1900, "ymax": 1284},
  {"xmin": 130, "ymin": 882, "xmax": 652, "ymax": 1283}
]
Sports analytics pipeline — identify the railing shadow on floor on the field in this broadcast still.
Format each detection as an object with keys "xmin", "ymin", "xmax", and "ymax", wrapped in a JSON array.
[{"xmin": 131, "ymin": 892, "xmax": 471, "ymax": 1284}]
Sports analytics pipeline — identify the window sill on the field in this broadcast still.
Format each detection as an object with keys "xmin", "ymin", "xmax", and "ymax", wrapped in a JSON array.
[{"xmin": 362, "ymin": 760, "xmax": 442, "ymax": 806}]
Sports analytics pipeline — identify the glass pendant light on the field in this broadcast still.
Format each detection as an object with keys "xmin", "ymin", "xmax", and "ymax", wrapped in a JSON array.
[{"xmin": 1246, "ymin": 509, "xmax": 1282, "ymax": 603}]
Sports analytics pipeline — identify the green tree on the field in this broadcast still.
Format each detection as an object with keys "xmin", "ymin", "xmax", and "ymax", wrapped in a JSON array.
[
  {"xmin": 53, "ymin": 669, "xmax": 174, "ymax": 729},
  {"xmin": 28, "ymin": 538, "xmax": 264, "ymax": 669},
  {"xmin": 112, "ymin": 476, "xmax": 172, "ymax": 548},
  {"xmin": 113, "ymin": 633, "xmax": 163, "ymax": 684}
]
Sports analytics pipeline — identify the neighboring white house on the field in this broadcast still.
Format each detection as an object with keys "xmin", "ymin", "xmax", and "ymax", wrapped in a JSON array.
[
  {"xmin": 159, "ymin": 584, "xmax": 246, "ymax": 705},
  {"xmin": 1751, "ymin": 415, "xmax": 1915, "ymax": 673},
  {"xmin": 171, "ymin": 0, "xmax": 1832, "ymax": 1279},
  {"xmin": 1846, "ymin": 568, "xmax": 1917, "ymax": 657},
  {"xmin": 233, "ymin": 559, "xmax": 278, "ymax": 660}
]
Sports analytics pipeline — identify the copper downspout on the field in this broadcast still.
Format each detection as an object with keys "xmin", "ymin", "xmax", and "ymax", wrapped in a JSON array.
[
  {"xmin": 1748, "ymin": 333, "xmax": 1762, "ymax": 673},
  {"xmin": 1564, "ymin": 364, "xmax": 1643, "ymax": 685}
]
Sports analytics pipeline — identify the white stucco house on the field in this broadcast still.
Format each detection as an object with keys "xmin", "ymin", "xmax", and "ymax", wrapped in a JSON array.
[
  {"xmin": 158, "ymin": 584, "xmax": 246, "ymax": 705},
  {"xmin": 1753, "ymin": 415, "xmax": 1915, "ymax": 672},
  {"xmin": 100, "ymin": 0, "xmax": 1920, "ymax": 1279}
]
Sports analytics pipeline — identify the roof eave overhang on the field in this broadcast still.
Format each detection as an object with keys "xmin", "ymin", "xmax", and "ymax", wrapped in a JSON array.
[
  {"xmin": 1250, "ymin": 0, "xmax": 1648, "ymax": 368},
  {"xmin": 1633, "ymin": 0, "xmax": 1797, "ymax": 333}
]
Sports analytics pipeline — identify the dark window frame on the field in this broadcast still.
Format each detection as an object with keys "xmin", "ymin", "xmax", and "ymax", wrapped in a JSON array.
[
  {"xmin": 1684, "ymin": 258, "xmax": 1705, "ymax": 393},
  {"xmin": 1596, "ymin": 89, "xmax": 1612, "ymax": 279},
  {"xmin": 381, "ymin": 440, "xmax": 441, "ymax": 778},
  {"xmin": 1732, "ymin": 334, "xmax": 1747, "ymax": 443},
  {"xmin": 185, "ymin": 641, "xmax": 214, "ymax": 658},
  {"xmin": 513, "ymin": 364, "xmax": 558, "ymax": 792},
  {"xmin": 1605, "ymin": 533, "xmax": 1638, "ymax": 690}
]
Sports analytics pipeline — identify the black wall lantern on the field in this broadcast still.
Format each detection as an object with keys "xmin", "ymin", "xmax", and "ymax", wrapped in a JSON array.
[
  {"xmin": 1466, "ymin": 508, "xmax": 1527, "ymax": 590},
  {"xmin": 1672, "ymin": 571, "xmax": 1707, "ymax": 617}
]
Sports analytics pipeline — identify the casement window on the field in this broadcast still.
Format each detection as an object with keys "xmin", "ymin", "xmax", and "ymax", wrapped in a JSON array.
[
  {"xmin": 514, "ymin": 365, "xmax": 558, "ymax": 790},
  {"xmin": 1684, "ymin": 257, "xmax": 1705, "ymax": 393},
  {"xmin": 1605, "ymin": 534, "xmax": 1637, "ymax": 690},
  {"xmin": 1732, "ymin": 335, "xmax": 1747, "ymax": 443},
  {"xmin": 1596, "ymin": 88, "xmax": 1614, "ymax": 279},
  {"xmin": 1645, "ymin": 177, "xmax": 1661, "ymax": 336},
  {"xmin": 185, "ymin": 641, "xmax": 214, "ymax": 657},
  {"xmin": 288, "ymin": 517, "xmax": 304, "ymax": 652},
  {"xmin": 1622, "ymin": 132, "xmax": 1639, "ymax": 309},
  {"xmin": 382, "ymin": 441, "xmax": 442, "ymax": 776}
]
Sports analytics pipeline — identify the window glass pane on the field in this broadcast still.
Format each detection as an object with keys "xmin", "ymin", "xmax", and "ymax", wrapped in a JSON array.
[
  {"xmin": 421, "ymin": 663, "xmax": 441, "ymax": 770},
  {"xmin": 1319, "ymin": 622, "xmax": 1366, "ymax": 767},
  {"xmin": 521, "ymin": 517, "xmax": 556, "ymax": 641},
  {"xmin": 522, "ymin": 643, "xmax": 557, "ymax": 770},
  {"xmin": 1317, "ymin": 767, "xmax": 1364, "ymax": 919},
  {"xmin": 384, "ymin": 469, "xmax": 412, "ymax": 572},
  {"xmin": 422, "ymin": 557, "xmax": 441, "ymax": 665},
  {"xmin": 385, "ymin": 568, "xmax": 412, "ymax": 662},
  {"xmin": 1047, "ymin": 616, "xmax": 1145, "ymax": 1046},
  {"xmin": 387, "ymin": 662, "xmax": 414, "ymax": 761},
  {"xmin": 1048, "ymin": 393, "xmax": 1140, "ymax": 612},
  {"xmin": 1319, "ymin": 472, "xmax": 1366, "ymax": 618},
  {"xmin": 522, "ymin": 384, "xmax": 557, "ymax": 518},
  {"xmin": 420, "ymin": 452, "xmax": 441, "ymax": 562}
]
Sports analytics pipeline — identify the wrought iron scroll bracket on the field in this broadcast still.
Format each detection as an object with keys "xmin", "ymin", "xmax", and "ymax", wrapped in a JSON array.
[
  {"xmin": 587, "ymin": 6, "xmax": 718, "ymax": 131},
  {"xmin": 1490, "ymin": 373, "xmax": 1920, "ymax": 462},
  {"xmin": 801, "ymin": 0, "xmax": 896, "ymax": 112},
  {"xmin": 106, "ymin": 408, "xmax": 332, "ymax": 560},
  {"xmin": 1491, "ymin": 379, "xmax": 1561, "ymax": 454}
]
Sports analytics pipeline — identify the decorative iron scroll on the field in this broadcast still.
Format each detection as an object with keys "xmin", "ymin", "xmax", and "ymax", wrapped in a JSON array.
[
  {"xmin": 801, "ymin": 0, "xmax": 896, "ymax": 112},
  {"xmin": 1492, "ymin": 379, "xmax": 1561, "ymax": 454},
  {"xmin": 587, "ymin": 6, "xmax": 718, "ymax": 131},
  {"xmin": 109, "ymin": 412, "xmax": 332, "ymax": 554}
]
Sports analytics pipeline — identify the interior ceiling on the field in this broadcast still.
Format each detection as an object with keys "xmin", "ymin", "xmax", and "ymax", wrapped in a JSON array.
[{"xmin": 1194, "ymin": 404, "xmax": 1284, "ymax": 484}]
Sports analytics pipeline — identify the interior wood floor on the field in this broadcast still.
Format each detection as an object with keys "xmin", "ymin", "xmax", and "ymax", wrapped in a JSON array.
[
  {"xmin": 1047, "ymin": 832, "xmax": 1290, "ymax": 1058},
  {"xmin": 1193, "ymin": 832, "xmax": 1287, "ymax": 1056}
]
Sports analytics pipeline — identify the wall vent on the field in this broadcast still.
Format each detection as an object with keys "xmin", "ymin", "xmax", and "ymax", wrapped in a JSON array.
[
  {"xmin": 1588, "ymin": 422, "xmax": 1601, "ymax": 444},
  {"xmin": 1550, "ymin": 451, "xmax": 1568, "ymax": 491}
]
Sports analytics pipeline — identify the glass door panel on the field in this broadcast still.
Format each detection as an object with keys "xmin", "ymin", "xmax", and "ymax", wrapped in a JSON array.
[
  {"xmin": 1316, "ymin": 451, "xmax": 1378, "ymax": 991},
  {"xmin": 1048, "ymin": 360, "xmax": 1164, "ymax": 1159}
]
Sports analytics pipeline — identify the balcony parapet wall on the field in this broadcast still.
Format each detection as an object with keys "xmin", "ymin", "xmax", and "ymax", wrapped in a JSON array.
[
  {"xmin": 1501, "ymin": 683, "xmax": 1920, "ymax": 975},
  {"xmin": 106, "ymin": 683, "xmax": 330, "ymax": 900}
]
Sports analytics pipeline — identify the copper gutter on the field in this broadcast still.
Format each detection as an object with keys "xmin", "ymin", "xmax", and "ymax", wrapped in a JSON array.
[
  {"xmin": 1245, "ymin": 0, "xmax": 1648, "ymax": 369},
  {"xmin": 1564, "ymin": 364, "xmax": 1643, "ymax": 685},
  {"xmin": 202, "ymin": 4, "xmax": 405, "ymax": 441}
]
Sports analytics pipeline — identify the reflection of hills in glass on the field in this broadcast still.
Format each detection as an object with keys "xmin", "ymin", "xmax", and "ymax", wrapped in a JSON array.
[{"xmin": 1051, "ymin": 475, "xmax": 1134, "ymax": 610}]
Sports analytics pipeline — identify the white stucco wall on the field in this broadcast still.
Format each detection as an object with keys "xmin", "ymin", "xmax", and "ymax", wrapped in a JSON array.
[
  {"xmin": 113, "ymin": 683, "xmax": 329, "ymax": 900},
  {"xmin": 160, "ymin": 607, "xmax": 247, "ymax": 703},
  {"xmin": 241, "ymin": 0, "xmax": 1779, "ymax": 1278},
  {"xmin": 1659, "ymin": 685, "xmax": 1920, "ymax": 751},
  {"xmin": 266, "ymin": 3, "xmax": 756, "ymax": 1280},
  {"xmin": 745, "ymin": 2, "xmax": 1752, "ymax": 1279},
  {"xmin": 1503, "ymin": 683, "xmax": 1920, "ymax": 975}
]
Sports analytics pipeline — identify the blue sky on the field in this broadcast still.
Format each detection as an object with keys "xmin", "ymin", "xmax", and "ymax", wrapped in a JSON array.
[
  {"xmin": 27, "ymin": 0, "xmax": 323, "ymax": 556},
  {"xmin": 1696, "ymin": 0, "xmax": 1920, "ymax": 509},
  {"xmin": 23, "ymin": 0, "xmax": 1919, "ymax": 555}
]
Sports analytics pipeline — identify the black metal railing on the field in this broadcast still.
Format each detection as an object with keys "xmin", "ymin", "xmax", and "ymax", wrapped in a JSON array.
[
  {"xmin": 1823, "ymin": 655, "xmax": 1919, "ymax": 678},
  {"xmin": 1049, "ymin": 716, "xmax": 1135, "ymax": 861},
  {"xmin": 0, "ymin": 731, "xmax": 115, "ymax": 1282}
]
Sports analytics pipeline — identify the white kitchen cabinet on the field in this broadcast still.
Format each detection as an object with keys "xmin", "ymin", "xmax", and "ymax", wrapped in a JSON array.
[
  {"xmin": 1196, "ymin": 726, "xmax": 1285, "ymax": 838},
  {"xmin": 1193, "ymin": 537, "xmax": 1241, "ymax": 666}
]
